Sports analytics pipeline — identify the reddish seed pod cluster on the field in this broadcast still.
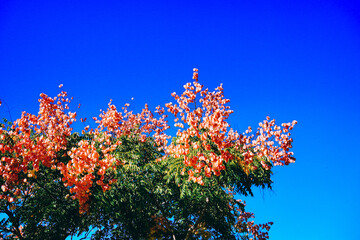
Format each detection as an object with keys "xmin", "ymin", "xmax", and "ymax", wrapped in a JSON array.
[
  {"xmin": 94, "ymin": 100, "xmax": 170, "ymax": 148},
  {"xmin": 0, "ymin": 69, "xmax": 297, "ymax": 229},
  {"xmin": 61, "ymin": 99, "xmax": 170, "ymax": 212},
  {"xmin": 0, "ymin": 89, "xmax": 75, "ymax": 202},
  {"xmin": 0, "ymin": 84, "xmax": 172, "ymax": 213},
  {"xmin": 164, "ymin": 69, "xmax": 297, "ymax": 184}
]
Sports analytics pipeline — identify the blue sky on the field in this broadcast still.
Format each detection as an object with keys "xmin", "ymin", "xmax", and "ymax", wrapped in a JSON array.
[{"xmin": 0, "ymin": 0, "xmax": 359, "ymax": 239}]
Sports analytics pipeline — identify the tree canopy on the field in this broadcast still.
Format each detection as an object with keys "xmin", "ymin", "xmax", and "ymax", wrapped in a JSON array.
[{"xmin": 0, "ymin": 69, "xmax": 297, "ymax": 239}]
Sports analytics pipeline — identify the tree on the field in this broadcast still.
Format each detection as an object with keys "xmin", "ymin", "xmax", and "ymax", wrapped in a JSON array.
[{"xmin": 0, "ymin": 69, "xmax": 297, "ymax": 239}]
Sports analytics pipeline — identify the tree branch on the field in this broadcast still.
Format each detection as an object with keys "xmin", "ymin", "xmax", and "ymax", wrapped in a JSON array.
[
  {"xmin": 148, "ymin": 182, "xmax": 176, "ymax": 240},
  {"xmin": 3, "ymin": 207, "xmax": 24, "ymax": 240},
  {"xmin": 151, "ymin": 196, "xmax": 176, "ymax": 240},
  {"xmin": 184, "ymin": 211, "xmax": 205, "ymax": 240},
  {"xmin": 79, "ymin": 226, "xmax": 95, "ymax": 240},
  {"xmin": 184, "ymin": 197, "xmax": 209, "ymax": 240}
]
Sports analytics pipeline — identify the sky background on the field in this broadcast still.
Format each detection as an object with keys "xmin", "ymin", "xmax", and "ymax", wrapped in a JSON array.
[{"xmin": 1, "ymin": 0, "xmax": 359, "ymax": 239}]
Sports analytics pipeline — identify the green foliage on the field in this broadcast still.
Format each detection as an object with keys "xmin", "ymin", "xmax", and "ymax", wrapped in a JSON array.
[{"xmin": 0, "ymin": 130, "xmax": 275, "ymax": 239}]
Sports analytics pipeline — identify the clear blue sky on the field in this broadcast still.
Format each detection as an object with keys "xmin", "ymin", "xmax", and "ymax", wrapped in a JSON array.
[{"xmin": 1, "ymin": 0, "xmax": 359, "ymax": 239}]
